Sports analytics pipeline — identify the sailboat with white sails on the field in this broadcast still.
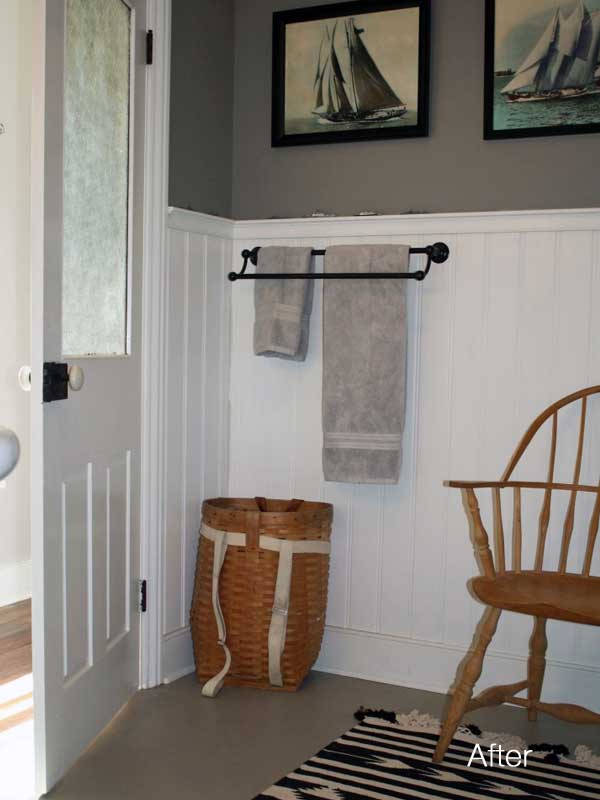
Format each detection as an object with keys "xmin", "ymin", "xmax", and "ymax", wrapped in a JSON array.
[
  {"xmin": 313, "ymin": 17, "xmax": 407, "ymax": 124},
  {"xmin": 502, "ymin": 0, "xmax": 600, "ymax": 103}
]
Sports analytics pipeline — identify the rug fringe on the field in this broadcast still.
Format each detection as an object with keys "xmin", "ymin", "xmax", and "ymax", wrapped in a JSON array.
[{"xmin": 355, "ymin": 708, "xmax": 600, "ymax": 770}]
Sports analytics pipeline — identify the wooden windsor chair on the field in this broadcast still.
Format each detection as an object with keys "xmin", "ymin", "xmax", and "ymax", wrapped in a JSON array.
[{"xmin": 433, "ymin": 385, "xmax": 600, "ymax": 763}]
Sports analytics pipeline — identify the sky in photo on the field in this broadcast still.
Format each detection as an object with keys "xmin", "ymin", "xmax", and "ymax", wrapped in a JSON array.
[{"xmin": 495, "ymin": 0, "xmax": 600, "ymax": 69}]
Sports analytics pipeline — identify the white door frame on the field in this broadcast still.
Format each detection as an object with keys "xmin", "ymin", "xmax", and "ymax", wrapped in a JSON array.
[
  {"xmin": 30, "ymin": 3, "xmax": 172, "ymax": 787},
  {"xmin": 138, "ymin": 0, "xmax": 172, "ymax": 690}
]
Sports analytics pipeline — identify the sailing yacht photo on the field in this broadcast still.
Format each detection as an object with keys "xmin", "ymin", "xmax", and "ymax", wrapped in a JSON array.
[
  {"xmin": 485, "ymin": 0, "xmax": 600, "ymax": 138},
  {"xmin": 272, "ymin": 0, "xmax": 430, "ymax": 146},
  {"xmin": 312, "ymin": 18, "xmax": 407, "ymax": 125}
]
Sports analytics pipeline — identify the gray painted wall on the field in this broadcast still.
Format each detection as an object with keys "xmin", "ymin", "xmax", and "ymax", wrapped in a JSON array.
[
  {"xmin": 169, "ymin": 0, "xmax": 234, "ymax": 217},
  {"xmin": 231, "ymin": 0, "xmax": 600, "ymax": 220}
]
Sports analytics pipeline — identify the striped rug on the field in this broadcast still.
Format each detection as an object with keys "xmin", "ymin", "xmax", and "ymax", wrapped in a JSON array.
[{"xmin": 253, "ymin": 709, "xmax": 600, "ymax": 799}]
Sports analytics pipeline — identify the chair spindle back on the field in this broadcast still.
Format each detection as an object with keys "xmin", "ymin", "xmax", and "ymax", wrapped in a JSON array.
[{"xmin": 465, "ymin": 386, "xmax": 600, "ymax": 578}]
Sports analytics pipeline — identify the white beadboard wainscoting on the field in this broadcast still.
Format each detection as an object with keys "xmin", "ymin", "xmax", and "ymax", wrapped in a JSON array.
[
  {"xmin": 162, "ymin": 209, "xmax": 232, "ymax": 681},
  {"xmin": 165, "ymin": 207, "xmax": 600, "ymax": 711}
]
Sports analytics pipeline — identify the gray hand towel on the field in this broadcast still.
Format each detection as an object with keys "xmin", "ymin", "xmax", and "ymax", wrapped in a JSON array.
[
  {"xmin": 253, "ymin": 247, "xmax": 314, "ymax": 361},
  {"xmin": 323, "ymin": 245, "xmax": 409, "ymax": 484}
]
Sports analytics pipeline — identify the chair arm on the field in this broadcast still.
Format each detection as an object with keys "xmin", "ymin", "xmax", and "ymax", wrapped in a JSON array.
[{"xmin": 444, "ymin": 480, "xmax": 600, "ymax": 494}]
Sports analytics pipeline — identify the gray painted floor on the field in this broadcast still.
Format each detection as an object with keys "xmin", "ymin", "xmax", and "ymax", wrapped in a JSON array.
[{"xmin": 47, "ymin": 671, "xmax": 600, "ymax": 799}]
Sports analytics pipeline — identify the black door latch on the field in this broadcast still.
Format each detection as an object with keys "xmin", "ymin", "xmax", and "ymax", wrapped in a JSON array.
[{"xmin": 43, "ymin": 362, "xmax": 69, "ymax": 403}]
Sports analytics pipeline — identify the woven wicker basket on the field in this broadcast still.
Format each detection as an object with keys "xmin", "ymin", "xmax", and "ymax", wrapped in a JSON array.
[{"xmin": 190, "ymin": 497, "xmax": 333, "ymax": 695}]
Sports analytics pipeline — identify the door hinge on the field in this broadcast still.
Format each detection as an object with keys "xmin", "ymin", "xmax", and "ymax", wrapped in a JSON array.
[
  {"xmin": 146, "ymin": 30, "xmax": 154, "ymax": 65},
  {"xmin": 139, "ymin": 579, "xmax": 147, "ymax": 613}
]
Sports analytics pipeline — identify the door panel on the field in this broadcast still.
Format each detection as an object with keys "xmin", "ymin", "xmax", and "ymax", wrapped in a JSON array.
[
  {"xmin": 61, "ymin": 468, "xmax": 92, "ymax": 683},
  {"xmin": 32, "ymin": 0, "xmax": 146, "ymax": 792},
  {"xmin": 106, "ymin": 452, "xmax": 131, "ymax": 649}
]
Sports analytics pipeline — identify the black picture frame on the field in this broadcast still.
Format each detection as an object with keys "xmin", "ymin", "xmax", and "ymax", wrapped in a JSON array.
[
  {"xmin": 272, "ymin": 0, "xmax": 430, "ymax": 147},
  {"xmin": 484, "ymin": 0, "xmax": 600, "ymax": 141}
]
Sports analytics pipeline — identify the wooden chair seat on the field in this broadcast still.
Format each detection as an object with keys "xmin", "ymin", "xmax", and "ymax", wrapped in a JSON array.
[{"xmin": 471, "ymin": 571, "xmax": 600, "ymax": 626}]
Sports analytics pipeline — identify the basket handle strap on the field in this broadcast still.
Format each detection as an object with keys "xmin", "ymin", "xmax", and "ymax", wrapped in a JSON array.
[
  {"xmin": 267, "ymin": 540, "xmax": 294, "ymax": 687},
  {"xmin": 201, "ymin": 531, "xmax": 232, "ymax": 698},
  {"xmin": 262, "ymin": 537, "xmax": 331, "ymax": 687}
]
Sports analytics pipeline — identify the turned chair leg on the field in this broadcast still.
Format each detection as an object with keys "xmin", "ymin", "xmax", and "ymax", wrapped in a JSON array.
[
  {"xmin": 527, "ymin": 616, "xmax": 547, "ymax": 722},
  {"xmin": 433, "ymin": 606, "xmax": 501, "ymax": 763}
]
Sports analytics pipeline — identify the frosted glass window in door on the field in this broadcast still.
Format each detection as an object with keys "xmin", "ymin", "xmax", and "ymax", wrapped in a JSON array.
[{"xmin": 62, "ymin": 0, "xmax": 132, "ymax": 356}]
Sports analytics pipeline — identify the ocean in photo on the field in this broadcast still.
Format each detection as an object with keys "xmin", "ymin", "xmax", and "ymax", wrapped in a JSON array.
[
  {"xmin": 493, "ymin": 76, "xmax": 600, "ymax": 131},
  {"xmin": 285, "ymin": 109, "xmax": 419, "ymax": 135}
]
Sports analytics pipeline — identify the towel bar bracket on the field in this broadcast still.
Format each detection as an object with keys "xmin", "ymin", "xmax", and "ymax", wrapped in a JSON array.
[{"xmin": 228, "ymin": 242, "xmax": 449, "ymax": 282}]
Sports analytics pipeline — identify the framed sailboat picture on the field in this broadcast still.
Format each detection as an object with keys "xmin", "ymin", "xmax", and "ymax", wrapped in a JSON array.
[
  {"xmin": 272, "ymin": 0, "xmax": 430, "ymax": 147},
  {"xmin": 485, "ymin": 0, "xmax": 600, "ymax": 139}
]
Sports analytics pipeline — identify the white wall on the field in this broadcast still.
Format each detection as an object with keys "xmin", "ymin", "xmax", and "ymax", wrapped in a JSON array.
[
  {"xmin": 164, "ymin": 207, "xmax": 600, "ymax": 712},
  {"xmin": 0, "ymin": 0, "xmax": 33, "ymax": 606}
]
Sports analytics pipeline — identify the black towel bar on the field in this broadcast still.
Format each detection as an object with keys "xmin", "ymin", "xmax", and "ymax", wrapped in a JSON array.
[{"xmin": 228, "ymin": 242, "xmax": 450, "ymax": 282}]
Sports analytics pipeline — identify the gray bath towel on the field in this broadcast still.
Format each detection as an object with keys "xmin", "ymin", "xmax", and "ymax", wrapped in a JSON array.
[
  {"xmin": 254, "ymin": 247, "xmax": 314, "ymax": 361},
  {"xmin": 323, "ymin": 245, "xmax": 409, "ymax": 484}
]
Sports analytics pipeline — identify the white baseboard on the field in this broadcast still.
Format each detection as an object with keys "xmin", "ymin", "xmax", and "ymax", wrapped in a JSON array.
[
  {"xmin": 161, "ymin": 626, "xmax": 194, "ymax": 684},
  {"xmin": 315, "ymin": 626, "xmax": 600, "ymax": 713},
  {"xmin": 159, "ymin": 621, "xmax": 600, "ymax": 710},
  {"xmin": 0, "ymin": 560, "xmax": 31, "ymax": 607}
]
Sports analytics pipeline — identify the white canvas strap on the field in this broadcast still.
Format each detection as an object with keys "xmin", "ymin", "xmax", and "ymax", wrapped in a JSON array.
[
  {"xmin": 200, "ymin": 525, "xmax": 244, "ymax": 697},
  {"xmin": 260, "ymin": 537, "xmax": 330, "ymax": 686},
  {"xmin": 199, "ymin": 524, "xmax": 330, "ymax": 694},
  {"xmin": 201, "ymin": 523, "xmax": 246, "ymax": 548}
]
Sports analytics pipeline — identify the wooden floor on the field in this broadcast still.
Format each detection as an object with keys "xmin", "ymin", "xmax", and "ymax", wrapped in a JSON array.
[
  {"xmin": 0, "ymin": 599, "xmax": 33, "ymax": 733},
  {"xmin": 0, "ymin": 599, "xmax": 32, "ymax": 686}
]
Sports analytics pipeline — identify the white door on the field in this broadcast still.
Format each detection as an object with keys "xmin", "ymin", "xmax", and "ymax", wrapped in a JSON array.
[{"xmin": 31, "ymin": 0, "xmax": 147, "ymax": 792}]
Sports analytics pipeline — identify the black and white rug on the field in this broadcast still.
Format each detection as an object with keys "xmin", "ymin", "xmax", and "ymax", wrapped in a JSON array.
[{"xmin": 253, "ymin": 709, "xmax": 600, "ymax": 799}]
